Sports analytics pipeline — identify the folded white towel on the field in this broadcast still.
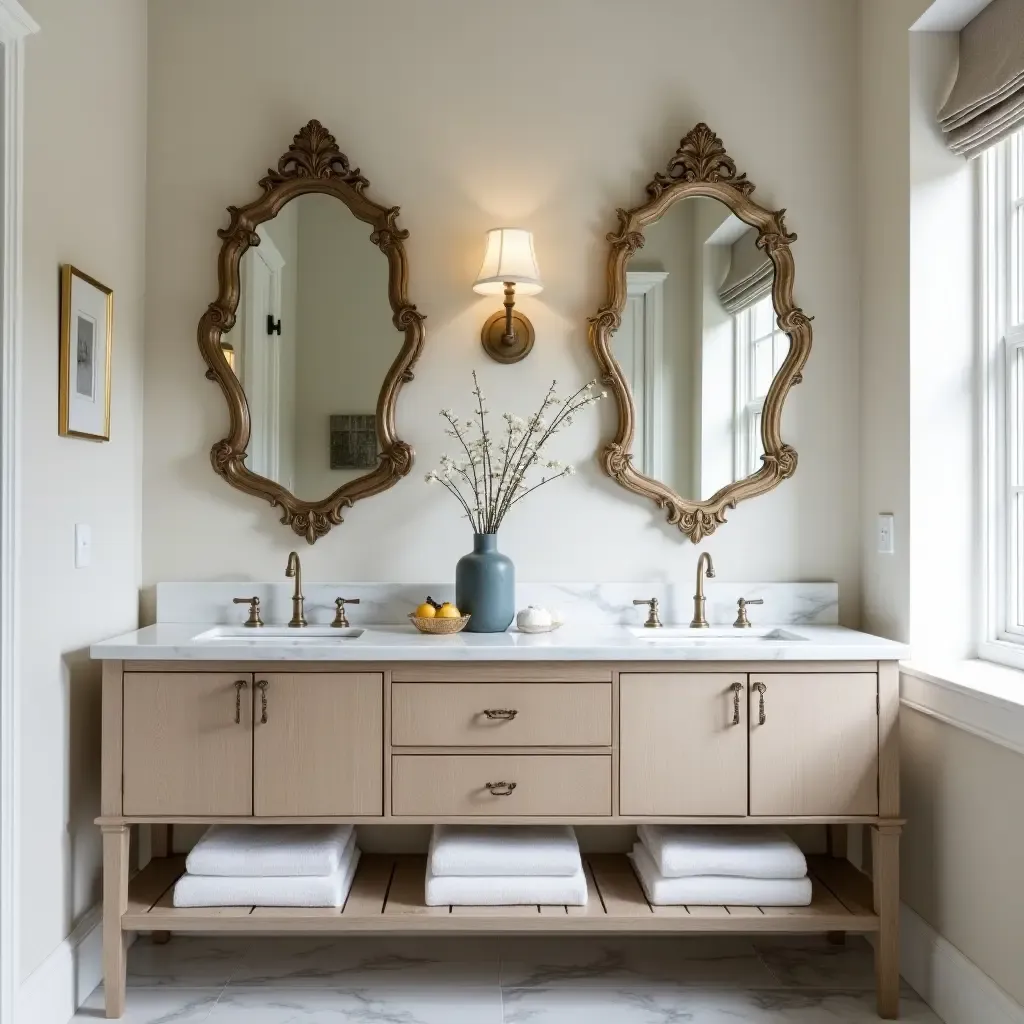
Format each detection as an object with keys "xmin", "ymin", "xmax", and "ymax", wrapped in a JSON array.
[
  {"xmin": 185, "ymin": 824, "xmax": 354, "ymax": 878},
  {"xmin": 428, "ymin": 825, "xmax": 581, "ymax": 877},
  {"xmin": 425, "ymin": 861, "xmax": 588, "ymax": 906},
  {"xmin": 174, "ymin": 834, "xmax": 360, "ymax": 908},
  {"xmin": 637, "ymin": 825, "xmax": 807, "ymax": 879},
  {"xmin": 629, "ymin": 843, "xmax": 812, "ymax": 907}
]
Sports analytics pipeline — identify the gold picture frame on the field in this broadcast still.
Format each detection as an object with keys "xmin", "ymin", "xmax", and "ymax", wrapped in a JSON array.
[{"xmin": 59, "ymin": 264, "xmax": 113, "ymax": 441}]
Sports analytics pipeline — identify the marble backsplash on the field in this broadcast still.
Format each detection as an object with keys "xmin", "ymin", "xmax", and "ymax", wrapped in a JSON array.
[{"xmin": 154, "ymin": 581, "xmax": 839, "ymax": 628}]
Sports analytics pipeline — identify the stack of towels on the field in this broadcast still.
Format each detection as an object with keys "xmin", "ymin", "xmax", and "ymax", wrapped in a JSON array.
[
  {"xmin": 425, "ymin": 825, "xmax": 587, "ymax": 906},
  {"xmin": 173, "ymin": 824, "xmax": 360, "ymax": 908},
  {"xmin": 629, "ymin": 825, "xmax": 812, "ymax": 906}
]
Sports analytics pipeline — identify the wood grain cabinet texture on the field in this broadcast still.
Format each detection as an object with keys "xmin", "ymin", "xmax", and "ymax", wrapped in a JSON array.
[
  {"xmin": 748, "ymin": 673, "xmax": 879, "ymax": 816},
  {"xmin": 253, "ymin": 672, "xmax": 383, "ymax": 816},
  {"xmin": 122, "ymin": 672, "xmax": 254, "ymax": 816},
  {"xmin": 619, "ymin": 672, "xmax": 748, "ymax": 816}
]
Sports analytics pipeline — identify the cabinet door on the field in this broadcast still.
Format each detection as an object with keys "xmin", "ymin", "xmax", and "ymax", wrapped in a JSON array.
[
  {"xmin": 123, "ymin": 672, "xmax": 253, "ymax": 815},
  {"xmin": 619, "ymin": 672, "xmax": 747, "ymax": 816},
  {"xmin": 253, "ymin": 672, "xmax": 383, "ymax": 816},
  {"xmin": 749, "ymin": 673, "xmax": 878, "ymax": 816}
]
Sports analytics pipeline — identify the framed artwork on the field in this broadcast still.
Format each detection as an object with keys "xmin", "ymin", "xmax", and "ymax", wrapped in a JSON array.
[
  {"xmin": 330, "ymin": 414, "xmax": 378, "ymax": 470},
  {"xmin": 59, "ymin": 264, "xmax": 113, "ymax": 441}
]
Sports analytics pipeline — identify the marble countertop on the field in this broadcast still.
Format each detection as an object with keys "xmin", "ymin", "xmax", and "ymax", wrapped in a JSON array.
[{"xmin": 90, "ymin": 622, "xmax": 908, "ymax": 662}]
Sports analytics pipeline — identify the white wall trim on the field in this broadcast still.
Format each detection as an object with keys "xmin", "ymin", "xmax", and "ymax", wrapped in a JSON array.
[
  {"xmin": 901, "ymin": 902, "xmax": 1024, "ymax": 1024},
  {"xmin": 900, "ymin": 661, "xmax": 1024, "ymax": 756},
  {"xmin": 0, "ymin": 4, "xmax": 37, "ymax": 1022},
  {"xmin": 16, "ymin": 908, "xmax": 102, "ymax": 1024}
]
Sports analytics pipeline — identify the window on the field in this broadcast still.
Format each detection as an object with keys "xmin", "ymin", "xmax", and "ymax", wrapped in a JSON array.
[
  {"xmin": 981, "ymin": 127, "xmax": 1024, "ymax": 666},
  {"xmin": 734, "ymin": 293, "xmax": 787, "ymax": 478}
]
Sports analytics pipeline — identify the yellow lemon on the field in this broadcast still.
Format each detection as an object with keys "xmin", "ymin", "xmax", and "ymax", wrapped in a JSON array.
[
  {"xmin": 437, "ymin": 603, "xmax": 461, "ymax": 618},
  {"xmin": 414, "ymin": 602, "xmax": 437, "ymax": 618}
]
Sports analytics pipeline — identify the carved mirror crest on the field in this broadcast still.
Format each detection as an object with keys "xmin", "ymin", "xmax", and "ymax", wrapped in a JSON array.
[
  {"xmin": 589, "ymin": 123, "xmax": 812, "ymax": 542},
  {"xmin": 198, "ymin": 120, "xmax": 425, "ymax": 544}
]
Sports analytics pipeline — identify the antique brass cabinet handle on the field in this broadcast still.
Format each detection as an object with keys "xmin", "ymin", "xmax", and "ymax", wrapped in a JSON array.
[
  {"xmin": 232, "ymin": 596, "xmax": 263, "ymax": 627},
  {"xmin": 234, "ymin": 679, "xmax": 248, "ymax": 724},
  {"xmin": 730, "ymin": 682, "xmax": 743, "ymax": 725},
  {"xmin": 483, "ymin": 709, "xmax": 518, "ymax": 720},
  {"xmin": 753, "ymin": 681, "xmax": 767, "ymax": 725},
  {"xmin": 485, "ymin": 781, "xmax": 517, "ymax": 796},
  {"xmin": 255, "ymin": 679, "xmax": 269, "ymax": 723}
]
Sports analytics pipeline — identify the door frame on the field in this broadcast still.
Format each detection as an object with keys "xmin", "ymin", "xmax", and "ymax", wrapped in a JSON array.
[{"xmin": 0, "ymin": 3, "xmax": 38, "ymax": 1020}]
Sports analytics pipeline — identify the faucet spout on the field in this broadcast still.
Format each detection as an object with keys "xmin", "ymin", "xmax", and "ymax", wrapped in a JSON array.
[
  {"xmin": 285, "ymin": 551, "xmax": 306, "ymax": 627},
  {"xmin": 690, "ymin": 552, "xmax": 716, "ymax": 628}
]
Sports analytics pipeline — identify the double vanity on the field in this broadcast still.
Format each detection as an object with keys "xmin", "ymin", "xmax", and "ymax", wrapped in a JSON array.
[{"xmin": 93, "ymin": 579, "xmax": 906, "ymax": 1020}]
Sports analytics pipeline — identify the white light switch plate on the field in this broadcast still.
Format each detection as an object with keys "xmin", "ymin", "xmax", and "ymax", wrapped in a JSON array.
[
  {"xmin": 74, "ymin": 524, "xmax": 91, "ymax": 567},
  {"xmin": 877, "ymin": 513, "xmax": 895, "ymax": 555}
]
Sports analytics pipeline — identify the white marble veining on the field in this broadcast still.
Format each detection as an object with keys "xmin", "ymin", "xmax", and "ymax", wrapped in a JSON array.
[
  {"xmin": 75, "ymin": 935, "xmax": 941, "ymax": 1023},
  {"xmin": 91, "ymin": 620, "xmax": 906, "ymax": 662},
  {"xmin": 154, "ymin": 581, "xmax": 839, "ymax": 628}
]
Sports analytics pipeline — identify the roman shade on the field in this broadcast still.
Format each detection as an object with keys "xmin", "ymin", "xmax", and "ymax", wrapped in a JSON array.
[
  {"xmin": 718, "ymin": 229, "xmax": 773, "ymax": 315},
  {"xmin": 939, "ymin": 0, "xmax": 1024, "ymax": 157}
]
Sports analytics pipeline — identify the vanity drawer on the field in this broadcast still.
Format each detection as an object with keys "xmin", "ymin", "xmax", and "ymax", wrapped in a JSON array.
[
  {"xmin": 391, "ymin": 754, "xmax": 612, "ymax": 816},
  {"xmin": 391, "ymin": 681, "xmax": 611, "ymax": 747}
]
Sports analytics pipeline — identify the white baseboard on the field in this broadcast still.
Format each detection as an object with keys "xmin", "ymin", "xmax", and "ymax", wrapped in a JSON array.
[
  {"xmin": 901, "ymin": 902, "xmax": 1024, "ymax": 1024},
  {"xmin": 17, "ymin": 906, "xmax": 103, "ymax": 1024}
]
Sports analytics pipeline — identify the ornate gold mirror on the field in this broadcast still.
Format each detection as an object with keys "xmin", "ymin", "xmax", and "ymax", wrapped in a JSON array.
[
  {"xmin": 590, "ymin": 123, "xmax": 812, "ymax": 542},
  {"xmin": 199, "ymin": 120, "xmax": 424, "ymax": 543}
]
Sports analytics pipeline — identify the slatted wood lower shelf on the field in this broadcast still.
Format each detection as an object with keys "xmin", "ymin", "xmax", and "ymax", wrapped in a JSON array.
[{"xmin": 122, "ymin": 854, "xmax": 878, "ymax": 934}]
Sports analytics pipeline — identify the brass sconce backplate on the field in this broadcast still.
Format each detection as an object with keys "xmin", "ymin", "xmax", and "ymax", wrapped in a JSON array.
[{"xmin": 481, "ymin": 310, "xmax": 535, "ymax": 363}]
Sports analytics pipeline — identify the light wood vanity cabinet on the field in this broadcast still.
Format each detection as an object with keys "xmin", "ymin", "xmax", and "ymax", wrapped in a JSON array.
[
  {"xmin": 123, "ymin": 672, "xmax": 254, "ymax": 816},
  {"xmin": 748, "ymin": 672, "xmax": 879, "ymax": 816}
]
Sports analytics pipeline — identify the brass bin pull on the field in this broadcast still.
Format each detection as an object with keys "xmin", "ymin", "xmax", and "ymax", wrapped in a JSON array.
[
  {"xmin": 753, "ymin": 681, "xmax": 767, "ymax": 725},
  {"xmin": 485, "ymin": 781, "xmax": 517, "ymax": 796},
  {"xmin": 255, "ymin": 679, "xmax": 269, "ymax": 723},
  {"xmin": 483, "ymin": 709, "xmax": 518, "ymax": 720},
  {"xmin": 729, "ymin": 682, "xmax": 743, "ymax": 725},
  {"xmin": 234, "ymin": 679, "xmax": 248, "ymax": 724}
]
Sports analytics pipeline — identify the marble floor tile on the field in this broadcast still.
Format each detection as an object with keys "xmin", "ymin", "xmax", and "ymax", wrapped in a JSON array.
[
  {"xmin": 204, "ymin": 986, "xmax": 504, "ymax": 1023},
  {"xmin": 125, "ymin": 936, "xmax": 243, "ymax": 988},
  {"xmin": 72, "ymin": 987, "xmax": 221, "ymax": 1022},
  {"xmin": 229, "ymin": 936, "xmax": 501, "ymax": 987},
  {"xmin": 499, "ymin": 936, "xmax": 777, "ymax": 989},
  {"xmin": 753, "ymin": 936, "xmax": 903, "ymax": 991},
  {"xmin": 501, "ymin": 986, "xmax": 942, "ymax": 1023}
]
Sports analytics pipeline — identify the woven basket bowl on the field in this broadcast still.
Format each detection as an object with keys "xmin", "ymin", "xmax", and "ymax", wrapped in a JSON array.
[{"xmin": 407, "ymin": 612, "xmax": 471, "ymax": 635}]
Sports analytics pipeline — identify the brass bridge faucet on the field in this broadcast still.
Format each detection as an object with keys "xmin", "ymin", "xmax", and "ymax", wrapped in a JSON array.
[
  {"xmin": 690, "ymin": 552, "xmax": 716, "ymax": 628},
  {"xmin": 285, "ymin": 551, "xmax": 306, "ymax": 627}
]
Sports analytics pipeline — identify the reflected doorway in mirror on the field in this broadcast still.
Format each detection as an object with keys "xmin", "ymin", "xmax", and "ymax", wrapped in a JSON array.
[{"xmin": 330, "ymin": 414, "xmax": 377, "ymax": 470}]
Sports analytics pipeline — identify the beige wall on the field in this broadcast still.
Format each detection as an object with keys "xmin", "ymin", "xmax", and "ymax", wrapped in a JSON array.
[
  {"xmin": 901, "ymin": 707, "xmax": 1024, "ymax": 1005},
  {"xmin": 19, "ymin": 0, "xmax": 148, "ymax": 982},
  {"xmin": 143, "ymin": 0, "xmax": 862, "ymax": 620}
]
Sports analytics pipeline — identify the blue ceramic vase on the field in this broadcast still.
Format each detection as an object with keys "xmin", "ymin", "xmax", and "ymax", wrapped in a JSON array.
[{"xmin": 456, "ymin": 533, "xmax": 515, "ymax": 633}]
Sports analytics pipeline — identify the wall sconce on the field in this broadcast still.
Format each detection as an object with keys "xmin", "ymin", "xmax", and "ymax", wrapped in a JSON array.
[{"xmin": 473, "ymin": 227, "xmax": 542, "ymax": 364}]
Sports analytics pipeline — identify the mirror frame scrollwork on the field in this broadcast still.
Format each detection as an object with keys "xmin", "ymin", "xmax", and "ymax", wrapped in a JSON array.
[
  {"xmin": 589, "ymin": 123, "xmax": 813, "ymax": 543},
  {"xmin": 198, "ymin": 119, "xmax": 425, "ymax": 544}
]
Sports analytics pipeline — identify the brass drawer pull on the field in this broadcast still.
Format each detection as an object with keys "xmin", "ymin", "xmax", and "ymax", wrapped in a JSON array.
[
  {"xmin": 485, "ymin": 781, "xmax": 517, "ymax": 796},
  {"xmin": 730, "ymin": 682, "xmax": 743, "ymax": 725},
  {"xmin": 234, "ymin": 679, "xmax": 248, "ymax": 724},
  {"xmin": 753, "ymin": 681, "xmax": 767, "ymax": 725},
  {"xmin": 255, "ymin": 679, "xmax": 268, "ymax": 723},
  {"xmin": 483, "ymin": 709, "xmax": 518, "ymax": 720}
]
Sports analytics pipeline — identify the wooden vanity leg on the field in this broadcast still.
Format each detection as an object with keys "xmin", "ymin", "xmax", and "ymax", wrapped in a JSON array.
[
  {"xmin": 872, "ymin": 824, "xmax": 901, "ymax": 1020},
  {"xmin": 102, "ymin": 825, "xmax": 130, "ymax": 1019},
  {"xmin": 826, "ymin": 825, "xmax": 847, "ymax": 944}
]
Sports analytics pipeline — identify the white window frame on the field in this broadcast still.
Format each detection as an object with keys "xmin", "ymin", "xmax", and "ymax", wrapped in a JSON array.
[
  {"xmin": 733, "ymin": 294, "xmax": 785, "ymax": 479},
  {"xmin": 980, "ymin": 128, "xmax": 1024, "ymax": 670}
]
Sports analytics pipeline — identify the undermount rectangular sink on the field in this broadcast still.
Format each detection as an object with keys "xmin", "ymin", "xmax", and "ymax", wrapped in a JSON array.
[
  {"xmin": 629, "ymin": 627, "xmax": 807, "ymax": 642},
  {"xmin": 192, "ymin": 626, "xmax": 365, "ymax": 643}
]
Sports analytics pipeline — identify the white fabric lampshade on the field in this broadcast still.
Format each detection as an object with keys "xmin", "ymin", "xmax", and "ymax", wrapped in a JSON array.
[{"xmin": 473, "ymin": 228, "xmax": 543, "ymax": 296}]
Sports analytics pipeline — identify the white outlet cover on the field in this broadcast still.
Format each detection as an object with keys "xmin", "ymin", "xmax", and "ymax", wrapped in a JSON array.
[
  {"xmin": 74, "ymin": 523, "xmax": 91, "ymax": 568},
  {"xmin": 877, "ymin": 513, "xmax": 895, "ymax": 555}
]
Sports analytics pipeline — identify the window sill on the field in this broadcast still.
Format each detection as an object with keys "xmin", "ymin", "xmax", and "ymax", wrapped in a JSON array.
[{"xmin": 900, "ymin": 658, "xmax": 1024, "ymax": 756}]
